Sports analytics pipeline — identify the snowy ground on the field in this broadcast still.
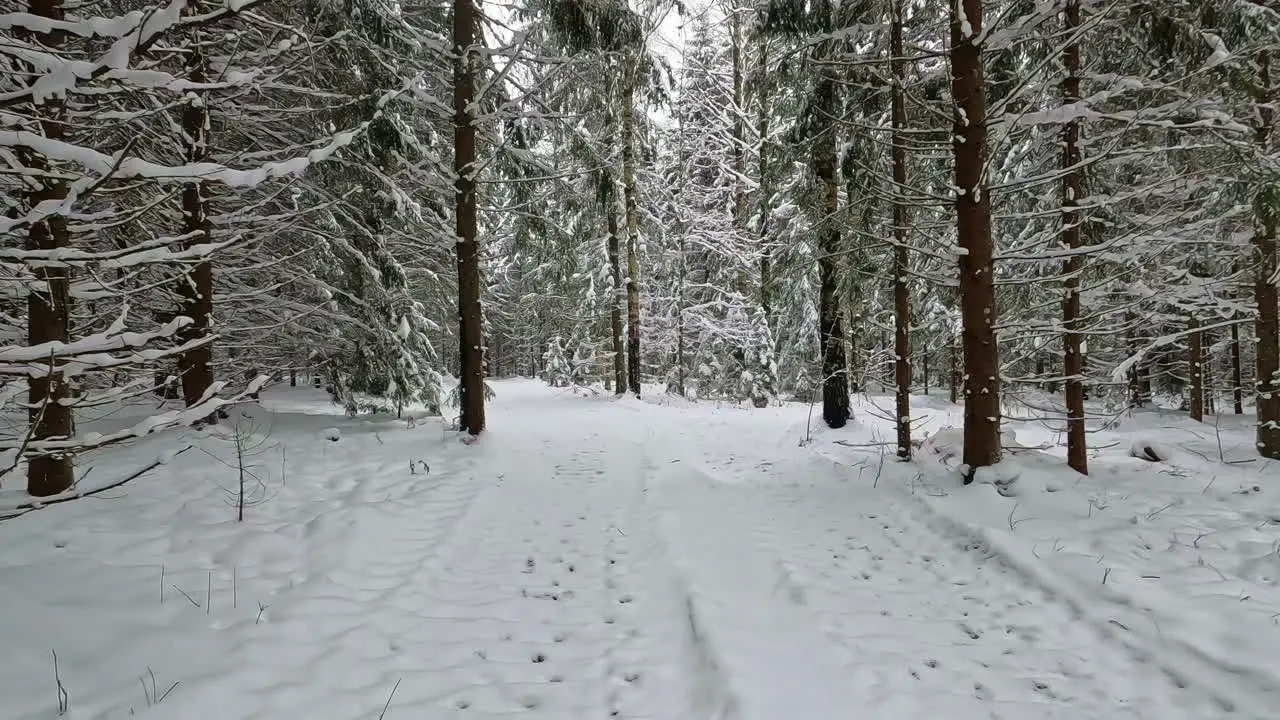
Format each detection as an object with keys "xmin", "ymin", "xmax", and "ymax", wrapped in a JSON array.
[{"xmin": 3, "ymin": 380, "xmax": 1279, "ymax": 719}]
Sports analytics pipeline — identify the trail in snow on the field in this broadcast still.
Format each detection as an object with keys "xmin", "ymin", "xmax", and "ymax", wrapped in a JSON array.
[
  {"xmin": 657, "ymin": 461, "xmax": 1239, "ymax": 719},
  {"xmin": 3, "ymin": 381, "xmax": 1267, "ymax": 719}
]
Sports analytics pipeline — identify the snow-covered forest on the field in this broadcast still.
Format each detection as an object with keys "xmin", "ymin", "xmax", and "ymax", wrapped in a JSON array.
[
  {"xmin": 5, "ymin": 0, "xmax": 1280, "ymax": 717},
  {"xmin": 4, "ymin": 0, "xmax": 1280, "ymax": 493}
]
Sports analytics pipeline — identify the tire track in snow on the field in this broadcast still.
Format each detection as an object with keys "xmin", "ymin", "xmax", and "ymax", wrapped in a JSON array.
[
  {"xmin": 894, "ymin": 484, "xmax": 1279, "ymax": 719},
  {"xmin": 650, "ymin": 463, "xmax": 869, "ymax": 720},
  {"xmin": 678, "ymin": 450, "xmax": 1241, "ymax": 719}
]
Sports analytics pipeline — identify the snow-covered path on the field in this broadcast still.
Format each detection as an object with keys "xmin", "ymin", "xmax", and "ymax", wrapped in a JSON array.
[{"xmin": 3, "ymin": 381, "xmax": 1269, "ymax": 719}]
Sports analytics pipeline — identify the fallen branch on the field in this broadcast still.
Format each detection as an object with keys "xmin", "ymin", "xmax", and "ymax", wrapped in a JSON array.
[{"xmin": 0, "ymin": 445, "xmax": 194, "ymax": 521}]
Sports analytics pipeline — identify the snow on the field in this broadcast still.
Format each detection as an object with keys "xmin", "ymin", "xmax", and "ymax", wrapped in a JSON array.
[{"xmin": 2, "ymin": 381, "xmax": 1279, "ymax": 718}]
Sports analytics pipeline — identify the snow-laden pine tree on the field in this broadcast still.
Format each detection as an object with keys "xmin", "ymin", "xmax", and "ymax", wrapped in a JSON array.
[{"xmin": 542, "ymin": 336, "xmax": 573, "ymax": 388}]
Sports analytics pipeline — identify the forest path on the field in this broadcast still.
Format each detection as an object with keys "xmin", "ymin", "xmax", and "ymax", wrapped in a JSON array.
[{"xmin": 4, "ymin": 381, "xmax": 1259, "ymax": 720}]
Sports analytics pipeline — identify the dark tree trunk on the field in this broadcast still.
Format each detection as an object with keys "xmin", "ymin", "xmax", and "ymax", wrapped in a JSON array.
[
  {"xmin": 816, "ymin": 73, "xmax": 849, "ymax": 429},
  {"xmin": 177, "ymin": 16, "xmax": 215, "ymax": 419},
  {"xmin": 891, "ymin": 0, "xmax": 912, "ymax": 460},
  {"xmin": 454, "ymin": 0, "xmax": 486, "ymax": 435},
  {"xmin": 757, "ymin": 41, "xmax": 772, "ymax": 325},
  {"xmin": 952, "ymin": 0, "xmax": 1001, "ymax": 478},
  {"xmin": 1254, "ymin": 50, "xmax": 1280, "ymax": 458},
  {"xmin": 673, "ymin": 232, "xmax": 686, "ymax": 396},
  {"xmin": 1061, "ymin": 0, "xmax": 1087, "ymax": 475},
  {"xmin": 1127, "ymin": 313, "xmax": 1144, "ymax": 408},
  {"xmin": 949, "ymin": 334, "xmax": 959, "ymax": 404},
  {"xmin": 622, "ymin": 80, "xmax": 642, "ymax": 398},
  {"xmin": 607, "ymin": 194, "xmax": 627, "ymax": 395},
  {"xmin": 1232, "ymin": 320, "xmax": 1245, "ymax": 415},
  {"xmin": 24, "ymin": 0, "xmax": 74, "ymax": 497},
  {"xmin": 1189, "ymin": 316, "xmax": 1204, "ymax": 423},
  {"xmin": 730, "ymin": 7, "xmax": 747, "ymax": 228}
]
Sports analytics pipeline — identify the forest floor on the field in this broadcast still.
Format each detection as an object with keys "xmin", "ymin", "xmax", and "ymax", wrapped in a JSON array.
[{"xmin": 3, "ymin": 379, "xmax": 1279, "ymax": 719}]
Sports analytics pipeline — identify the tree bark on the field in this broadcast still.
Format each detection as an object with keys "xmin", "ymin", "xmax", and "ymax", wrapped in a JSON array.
[
  {"xmin": 949, "ymin": 333, "xmax": 959, "ymax": 404},
  {"xmin": 605, "ymin": 175, "xmax": 627, "ymax": 395},
  {"xmin": 1254, "ymin": 50, "xmax": 1280, "ymax": 458},
  {"xmin": 951, "ymin": 0, "xmax": 1001, "ymax": 478},
  {"xmin": 1061, "ymin": 0, "xmax": 1087, "ymax": 475},
  {"xmin": 891, "ymin": 0, "xmax": 911, "ymax": 460},
  {"xmin": 177, "ymin": 13, "xmax": 215, "ymax": 419},
  {"xmin": 454, "ymin": 0, "xmax": 486, "ymax": 435},
  {"xmin": 816, "ymin": 73, "xmax": 849, "ymax": 429},
  {"xmin": 1189, "ymin": 315, "xmax": 1204, "ymax": 423},
  {"xmin": 757, "ymin": 39, "xmax": 772, "ymax": 324},
  {"xmin": 622, "ymin": 77, "xmax": 642, "ymax": 398},
  {"xmin": 1232, "ymin": 319, "xmax": 1245, "ymax": 414},
  {"xmin": 1127, "ymin": 314, "xmax": 1144, "ymax": 408},
  {"xmin": 730, "ymin": 4, "xmax": 747, "ymax": 228},
  {"xmin": 24, "ymin": 0, "xmax": 74, "ymax": 497}
]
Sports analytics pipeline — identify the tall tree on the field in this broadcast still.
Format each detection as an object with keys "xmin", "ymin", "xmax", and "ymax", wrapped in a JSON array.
[
  {"xmin": 890, "ymin": 0, "xmax": 911, "ymax": 459},
  {"xmin": 455, "ymin": 0, "xmax": 486, "ymax": 434},
  {"xmin": 1253, "ymin": 49, "xmax": 1280, "ymax": 458},
  {"xmin": 951, "ymin": 0, "xmax": 1001, "ymax": 478},
  {"xmin": 22, "ymin": 0, "xmax": 74, "ymax": 496},
  {"xmin": 622, "ymin": 65, "xmax": 643, "ymax": 397},
  {"xmin": 176, "ymin": 10, "xmax": 216, "ymax": 419},
  {"xmin": 1061, "ymin": 0, "xmax": 1088, "ymax": 474}
]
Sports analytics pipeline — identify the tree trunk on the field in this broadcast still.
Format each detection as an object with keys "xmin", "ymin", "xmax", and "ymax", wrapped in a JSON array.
[
  {"xmin": 1230, "ymin": 319, "xmax": 1244, "ymax": 414},
  {"xmin": 454, "ymin": 0, "xmax": 486, "ymax": 435},
  {"xmin": 949, "ymin": 334, "xmax": 959, "ymax": 404},
  {"xmin": 730, "ymin": 4, "xmax": 747, "ymax": 228},
  {"xmin": 816, "ymin": 73, "xmax": 849, "ymax": 429},
  {"xmin": 24, "ymin": 0, "xmax": 74, "ymax": 497},
  {"xmin": 1254, "ymin": 50, "xmax": 1280, "ymax": 458},
  {"xmin": 622, "ymin": 78, "xmax": 642, "ymax": 398},
  {"xmin": 891, "ymin": 0, "xmax": 911, "ymax": 460},
  {"xmin": 606, "ymin": 182, "xmax": 626, "ymax": 395},
  {"xmin": 673, "ymin": 229, "xmax": 686, "ymax": 396},
  {"xmin": 1061, "ymin": 0, "xmax": 1087, "ymax": 475},
  {"xmin": 1189, "ymin": 315, "xmax": 1204, "ymax": 423},
  {"xmin": 951, "ymin": 0, "xmax": 1001, "ymax": 479},
  {"xmin": 177, "ymin": 16, "xmax": 215, "ymax": 419},
  {"xmin": 757, "ymin": 40, "xmax": 772, "ymax": 324}
]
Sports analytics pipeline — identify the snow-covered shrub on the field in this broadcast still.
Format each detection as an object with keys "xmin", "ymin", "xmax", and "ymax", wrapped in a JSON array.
[{"xmin": 542, "ymin": 336, "xmax": 572, "ymax": 387}]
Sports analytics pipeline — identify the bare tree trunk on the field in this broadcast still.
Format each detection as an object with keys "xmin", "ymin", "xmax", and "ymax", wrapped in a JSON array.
[
  {"xmin": 454, "ymin": 0, "xmax": 486, "ymax": 435},
  {"xmin": 1061, "ymin": 0, "xmax": 1087, "ymax": 475},
  {"xmin": 672, "ymin": 225, "xmax": 686, "ymax": 396},
  {"xmin": 949, "ymin": 334, "xmax": 959, "ymax": 404},
  {"xmin": 178, "ymin": 15, "xmax": 215, "ymax": 419},
  {"xmin": 1189, "ymin": 316, "xmax": 1205, "ymax": 423},
  {"xmin": 730, "ymin": 4, "xmax": 747, "ymax": 227},
  {"xmin": 816, "ymin": 72, "xmax": 849, "ymax": 429},
  {"xmin": 622, "ymin": 78, "xmax": 642, "ymax": 398},
  {"xmin": 951, "ymin": 0, "xmax": 1001, "ymax": 479},
  {"xmin": 757, "ymin": 40, "xmax": 772, "ymax": 324},
  {"xmin": 1231, "ymin": 319, "xmax": 1245, "ymax": 414},
  {"xmin": 605, "ymin": 176, "xmax": 627, "ymax": 395},
  {"xmin": 1254, "ymin": 50, "xmax": 1280, "ymax": 458},
  {"xmin": 891, "ymin": 0, "xmax": 911, "ymax": 460},
  {"xmin": 24, "ymin": 0, "xmax": 74, "ymax": 497}
]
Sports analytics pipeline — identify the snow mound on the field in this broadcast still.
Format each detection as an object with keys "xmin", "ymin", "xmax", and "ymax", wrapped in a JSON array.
[
  {"xmin": 917, "ymin": 427, "xmax": 964, "ymax": 466},
  {"xmin": 1129, "ymin": 437, "xmax": 1173, "ymax": 462},
  {"xmin": 320, "ymin": 427, "xmax": 341, "ymax": 442},
  {"xmin": 970, "ymin": 461, "xmax": 1022, "ymax": 497}
]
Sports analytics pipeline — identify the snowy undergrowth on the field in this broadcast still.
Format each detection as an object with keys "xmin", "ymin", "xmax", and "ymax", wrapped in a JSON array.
[
  {"xmin": 0, "ymin": 388, "xmax": 467, "ymax": 719},
  {"xmin": 812, "ymin": 393, "xmax": 1280, "ymax": 712}
]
